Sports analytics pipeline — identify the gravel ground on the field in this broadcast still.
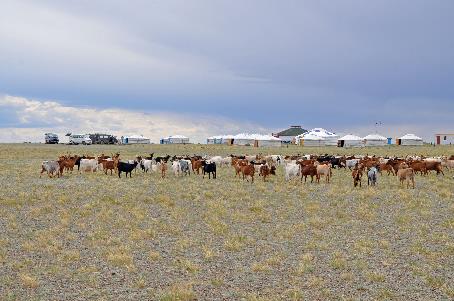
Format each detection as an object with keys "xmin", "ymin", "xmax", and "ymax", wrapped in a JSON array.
[{"xmin": 0, "ymin": 144, "xmax": 453, "ymax": 300}]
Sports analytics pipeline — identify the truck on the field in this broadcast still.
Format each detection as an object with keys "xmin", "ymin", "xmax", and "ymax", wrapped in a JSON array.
[{"xmin": 44, "ymin": 133, "xmax": 59, "ymax": 144}]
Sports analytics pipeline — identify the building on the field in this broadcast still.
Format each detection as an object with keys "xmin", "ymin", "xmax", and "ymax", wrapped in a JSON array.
[
  {"xmin": 435, "ymin": 133, "xmax": 454, "ymax": 145},
  {"xmin": 296, "ymin": 128, "xmax": 339, "ymax": 146},
  {"xmin": 160, "ymin": 135, "xmax": 189, "ymax": 144},
  {"xmin": 338, "ymin": 134, "xmax": 363, "ymax": 147},
  {"xmin": 272, "ymin": 125, "xmax": 307, "ymax": 144},
  {"xmin": 397, "ymin": 134, "xmax": 423, "ymax": 146},
  {"xmin": 363, "ymin": 134, "xmax": 387, "ymax": 146},
  {"xmin": 121, "ymin": 135, "xmax": 150, "ymax": 144}
]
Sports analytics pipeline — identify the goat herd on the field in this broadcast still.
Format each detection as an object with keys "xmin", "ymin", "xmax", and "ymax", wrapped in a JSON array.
[{"xmin": 40, "ymin": 153, "xmax": 454, "ymax": 188}]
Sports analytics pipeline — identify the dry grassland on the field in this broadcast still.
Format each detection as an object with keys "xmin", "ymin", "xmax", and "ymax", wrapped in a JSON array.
[{"xmin": 0, "ymin": 143, "xmax": 453, "ymax": 300}]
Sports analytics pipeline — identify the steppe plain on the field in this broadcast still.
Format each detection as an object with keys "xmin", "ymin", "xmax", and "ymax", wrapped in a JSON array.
[{"xmin": 0, "ymin": 144, "xmax": 453, "ymax": 300}]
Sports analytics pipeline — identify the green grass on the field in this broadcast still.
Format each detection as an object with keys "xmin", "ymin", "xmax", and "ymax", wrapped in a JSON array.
[{"xmin": 0, "ymin": 143, "xmax": 453, "ymax": 300}]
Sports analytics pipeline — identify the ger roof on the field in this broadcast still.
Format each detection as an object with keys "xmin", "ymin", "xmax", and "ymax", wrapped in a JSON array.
[
  {"xmin": 339, "ymin": 134, "xmax": 362, "ymax": 141},
  {"xmin": 305, "ymin": 128, "xmax": 338, "ymax": 138},
  {"xmin": 399, "ymin": 133, "xmax": 422, "ymax": 140},
  {"xmin": 363, "ymin": 133, "xmax": 387, "ymax": 140},
  {"xmin": 300, "ymin": 133, "xmax": 325, "ymax": 140},
  {"xmin": 126, "ymin": 135, "xmax": 150, "ymax": 139},
  {"xmin": 275, "ymin": 126, "xmax": 307, "ymax": 137},
  {"xmin": 207, "ymin": 135, "xmax": 235, "ymax": 139},
  {"xmin": 162, "ymin": 135, "xmax": 188, "ymax": 139}
]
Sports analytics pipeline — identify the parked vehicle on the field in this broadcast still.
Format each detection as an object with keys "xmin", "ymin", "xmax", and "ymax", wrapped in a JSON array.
[
  {"xmin": 88, "ymin": 133, "xmax": 118, "ymax": 144},
  {"xmin": 68, "ymin": 134, "xmax": 92, "ymax": 145},
  {"xmin": 44, "ymin": 133, "xmax": 59, "ymax": 144}
]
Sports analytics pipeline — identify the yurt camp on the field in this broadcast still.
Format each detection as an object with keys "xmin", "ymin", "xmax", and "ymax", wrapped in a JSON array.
[
  {"xmin": 363, "ymin": 134, "xmax": 387, "ymax": 146},
  {"xmin": 298, "ymin": 133, "xmax": 325, "ymax": 147},
  {"xmin": 303, "ymin": 128, "xmax": 339, "ymax": 146},
  {"xmin": 160, "ymin": 135, "xmax": 189, "ymax": 144},
  {"xmin": 397, "ymin": 134, "xmax": 423, "ymax": 146},
  {"xmin": 121, "ymin": 135, "xmax": 151, "ymax": 144},
  {"xmin": 338, "ymin": 134, "xmax": 364, "ymax": 147}
]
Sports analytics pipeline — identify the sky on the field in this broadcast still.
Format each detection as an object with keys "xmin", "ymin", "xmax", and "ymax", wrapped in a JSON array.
[{"xmin": 1, "ymin": 0, "xmax": 453, "ymax": 143}]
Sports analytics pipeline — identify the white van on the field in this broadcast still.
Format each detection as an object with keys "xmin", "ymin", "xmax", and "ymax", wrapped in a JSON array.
[{"xmin": 69, "ymin": 134, "xmax": 92, "ymax": 145}]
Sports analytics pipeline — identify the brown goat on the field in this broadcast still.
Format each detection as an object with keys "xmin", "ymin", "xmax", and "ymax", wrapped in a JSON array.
[
  {"xmin": 259, "ymin": 165, "xmax": 276, "ymax": 182},
  {"xmin": 100, "ymin": 160, "xmax": 115, "ymax": 175},
  {"xmin": 241, "ymin": 164, "xmax": 255, "ymax": 183},
  {"xmin": 378, "ymin": 163, "xmax": 395, "ymax": 176},
  {"xmin": 424, "ymin": 161, "xmax": 444, "ymax": 175},
  {"xmin": 160, "ymin": 162, "xmax": 167, "ymax": 178},
  {"xmin": 352, "ymin": 168, "xmax": 362, "ymax": 187},
  {"xmin": 300, "ymin": 165, "xmax": 317, "ymax": 183},
  {"xmin": 397, "ymin": 168, "xmax": 415, "ymax": 188}
]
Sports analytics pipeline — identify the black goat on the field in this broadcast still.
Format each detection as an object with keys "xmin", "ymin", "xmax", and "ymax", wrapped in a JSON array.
[
  {"xmin": 118, "ymin": 161, "xmax": 138, "ymax": 178},
  {"xmin": 202, "ymin": 161, "xmax": 216, "ymax": 179},
  {"xmin": 155, "ymin": 155, "xmax": 170, "ymax": 163}
]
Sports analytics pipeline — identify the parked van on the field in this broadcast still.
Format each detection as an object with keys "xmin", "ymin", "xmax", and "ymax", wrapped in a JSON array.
[
  {"xmin": 44, "ymin": 133, "xmax": 59, "ymax": 144},
  {"xmin": 69, "ymin": 134, "xmax": 92, "ymax": 145}
]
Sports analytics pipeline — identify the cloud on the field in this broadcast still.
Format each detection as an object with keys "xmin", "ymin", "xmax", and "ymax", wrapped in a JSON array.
[
  {"xmin": 0, "ymin": 0, "xmax": 255, "ymax": 97},
  {"xmin": 0, "ymin": 95, "xmax": 270, "ymax": 143}
]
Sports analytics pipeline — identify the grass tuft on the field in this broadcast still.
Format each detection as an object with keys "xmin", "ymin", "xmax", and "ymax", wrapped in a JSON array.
[
  {"xmin": 19, "ymin": 273, "xmax": 39, "ymax": 289},
  {"xmin": 159, "ymin": 283, "xmax": 196, "ymax": 301}
]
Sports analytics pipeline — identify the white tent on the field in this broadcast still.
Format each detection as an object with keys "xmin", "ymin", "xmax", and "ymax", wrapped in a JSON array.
[
  {"xmin": 207, "ymin": 135, "xmax": 235, "ymax": 144},
  {"xmin": 302, "ymin": 128, "xmax": 339, "ymax": 146},
  {"xmin": 233, "ymin": 133, "xmax": 256, "ymax": 146},
  {"xmin": 160, "ymin": 135, "xmax": 189, "ymax": 144},
  {"xmin": 298, "ymin": 133, "xmax": 325, "ymax": 147},
  {"xmin": 121, "ymin": 135, "xmax": 150, "ymax": 144},
  {"xmin": 207, "ymin": 135, "xmax": 222, "ymax": 144},
  {"xmin": 363, "ymin": 134, "xmax": 387, "ymax": 146},
  {"xmin": 397, "ymin": 134, "xmax": 423, "ymax": 146},
  {"xmin": 338, "ymin": 134, "xmax": 364, "ymax": 147},
  {"xmin": 232, "ymin": 133, "xmax": 282, "ymax": 147},
  {"xmin": 254, "ymin": 134, "xmax": 282, "ymax": 147},
  {"xmin": 221, "ymin": 135, "xmax": 235, "ymax": 145}
]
